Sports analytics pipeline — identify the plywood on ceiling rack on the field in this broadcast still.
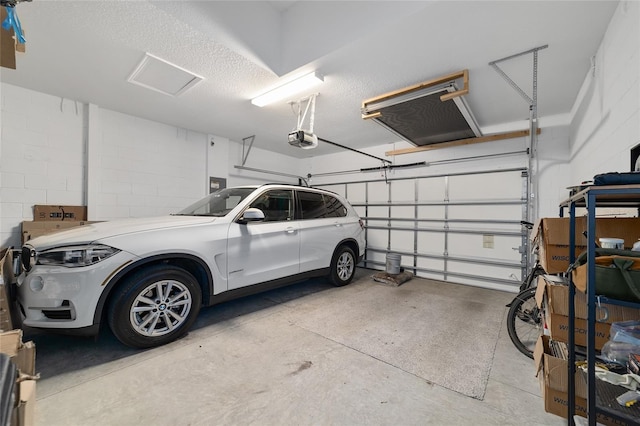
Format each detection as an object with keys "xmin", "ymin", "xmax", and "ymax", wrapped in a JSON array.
[
  {"xmin": 361, "ymin": 69, "xmax": 470, "ymax": 113},
  {"xmin": 361, "ymin": 69, "xmax": 484, "ymax": 147},
  {"xmin": 386, "ymin": 128, "xmax": 542, "ymax": 156}
]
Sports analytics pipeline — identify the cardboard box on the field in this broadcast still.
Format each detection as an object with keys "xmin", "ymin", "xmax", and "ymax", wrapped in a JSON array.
[
  {"xmin": 33, "ymin": 205, "xmax": 87, "ymax": 222},
  {"xmin": 532, "ymin": 217, "xmax": 640, "ymax": 274},
  {"xmin": 0, "ymin": 248, "xmax": 15, "ymax": 332},
  {"xmin": 0, "ymin": 330, "xmax": 35, "ymax": 377},
  {"xmin": 534, "ymin": 336, "xmax": 626, "ymax": 425},
  {"xmin": 0, "ymin": 8, "xmax": 16, "ymax": 70},
  {"xmin": 536, "ymin": 275, "xmax": 640, "ymax": 349},
  {"xmin": 14, "ymin": 379, "xmax": 36, "ymax": 426},
  {"xmin": 22, "ymin": 220, "xmax": 98, "ymax": 244},
  {"xmin": 1, "ymin": 330, "xmax": 36, "ymax": 426}
]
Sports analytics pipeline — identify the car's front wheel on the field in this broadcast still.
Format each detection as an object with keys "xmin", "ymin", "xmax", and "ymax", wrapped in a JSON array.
[
  {"xmin": 329, "ymin": 245, "xmax": 356, "ymax": 287},
  {"xmin": 107, "ymin": 265, "xmax": 202, "ymax": 348}
]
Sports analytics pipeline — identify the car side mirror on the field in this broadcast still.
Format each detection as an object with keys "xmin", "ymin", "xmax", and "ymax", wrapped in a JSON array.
[{"xmin": 239, "ymin": 208, "xmax": 265, "ymax": 224}]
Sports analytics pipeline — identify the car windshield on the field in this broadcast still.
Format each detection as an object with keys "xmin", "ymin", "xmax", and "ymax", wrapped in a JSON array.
[{"xmin": 174, "ymin": 187, "xmax": 256, "ymax": 217}]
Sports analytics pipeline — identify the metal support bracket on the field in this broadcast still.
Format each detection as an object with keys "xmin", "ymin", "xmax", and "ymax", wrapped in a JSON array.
[
  {"xmin": 241, "ymin": 135, "xmax": 255, "ymax": 166},
  {"xmin": 489, "ymin": 44, "xmax": 547, "ymax": 275},
  {"xmin": 290, "ymin": 94, "xmax": 318, "ymax": 133}
]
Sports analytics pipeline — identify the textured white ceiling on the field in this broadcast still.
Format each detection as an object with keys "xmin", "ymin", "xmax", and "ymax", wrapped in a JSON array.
[{"xmin": 0, "ymin": 1, "xmax": 618, "ymax": 159}]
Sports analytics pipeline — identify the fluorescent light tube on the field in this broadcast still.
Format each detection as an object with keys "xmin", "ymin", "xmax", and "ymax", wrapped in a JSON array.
[{"xmin": 251, "ymin": 72, "xmax": 323, "ymax": 107}]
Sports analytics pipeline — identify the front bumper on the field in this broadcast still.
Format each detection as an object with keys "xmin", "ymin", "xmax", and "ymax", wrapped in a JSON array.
[{"xmin": 15, "ymin": 251, "xmax": 136, "ymax": 330}]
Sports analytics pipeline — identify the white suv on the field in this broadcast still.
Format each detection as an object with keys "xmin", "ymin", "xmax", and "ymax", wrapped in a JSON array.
[{"xmin": 16, "ymin": 184, "xmax": 366, "ymax": 348}]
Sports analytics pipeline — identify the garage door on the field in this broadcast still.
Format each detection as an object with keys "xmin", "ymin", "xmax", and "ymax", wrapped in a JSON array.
[{"xmin": 315, "ymin": 167, "xmax": 529, "ymax": 292}]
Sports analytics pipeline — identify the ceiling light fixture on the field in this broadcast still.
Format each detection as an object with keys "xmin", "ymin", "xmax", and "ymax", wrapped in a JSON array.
[{"xmin": 251, "ymin": 71, "xmax": 324, "ymax": 107}]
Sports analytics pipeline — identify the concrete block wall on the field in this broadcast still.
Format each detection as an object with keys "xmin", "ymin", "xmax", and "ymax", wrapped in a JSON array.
[
  {"xmin": 1, "ymin": 84, "xmax": 85, "ymax": 247},
  {"xmin": 569, "ymin": 0, "xmax": 640, "ymax": 182},
  {"xmin": 88, "ymin": 108, "xmax": 207, "ymax": 221},
  {"xmin": 1, "ymin": 82, "xmax": 306, "ymax": 249}
]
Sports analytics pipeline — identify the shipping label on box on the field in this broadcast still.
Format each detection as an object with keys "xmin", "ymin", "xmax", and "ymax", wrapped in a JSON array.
[{"xmin": 33, "ymin": 205, "xmax": 87, "ymax": 221}]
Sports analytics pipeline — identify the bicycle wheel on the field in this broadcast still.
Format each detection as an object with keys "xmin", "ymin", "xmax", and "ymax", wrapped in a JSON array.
[{"xmin": 507, "ymin": 287, "xmax": 543, "ymax": 358}]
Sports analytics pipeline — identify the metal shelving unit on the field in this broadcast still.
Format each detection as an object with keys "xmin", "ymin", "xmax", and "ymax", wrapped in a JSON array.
[{"xmin": 560, "ymin": 184, "xmax": 640, "ymax": 426}]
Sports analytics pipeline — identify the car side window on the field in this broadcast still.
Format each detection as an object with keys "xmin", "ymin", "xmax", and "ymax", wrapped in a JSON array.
[
  {"xmin": 323, "ymin": 194, "xmax": 347, "ymax": 217},
  {"xmin": 249, "ymin": 190, "xmax": 293, "ymax": 222},
  {"xmin": 298, "ymin": 191, "xmax": 327, "ymax": 219}
]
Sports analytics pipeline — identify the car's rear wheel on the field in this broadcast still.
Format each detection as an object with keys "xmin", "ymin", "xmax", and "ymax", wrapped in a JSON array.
[
  {"xmin": 329, "ymin": 245, "xmax": 356, "ymax": 287},
  {"xmin": 108, "ymin": 265, "xmax": 202, "ymax": 348}
]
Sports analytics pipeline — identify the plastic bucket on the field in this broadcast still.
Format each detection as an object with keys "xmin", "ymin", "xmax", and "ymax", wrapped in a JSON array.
[
  {"xmin": 385, "ymin": 253, "xmax": 401, "ymax": 275},
  {"xmin": 599, "ymin": 237, "xmax": 624, "ymax": 249}
]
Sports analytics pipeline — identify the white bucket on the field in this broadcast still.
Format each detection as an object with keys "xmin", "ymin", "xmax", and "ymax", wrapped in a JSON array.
[
  {"xmin": 599, "ymin": 237, "xmax": 624, "ymax": 249},
  {"xmin": 386, "ymin": 253, "xmax": 401, "ymax": 275}
]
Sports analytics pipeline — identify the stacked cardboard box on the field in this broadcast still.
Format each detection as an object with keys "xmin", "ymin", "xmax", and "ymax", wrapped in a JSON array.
[
  {"xmin": 535, "ymin": 275, "xmax": 640, "ymax": 350},
  {"xmin": 534, "ymin": 336, "xmax": 625, "ymax": 425},
  {"xmin": 532, "ymin": 217, "xmax": 640, "ymax": 274},
  {"xmin": 534, "ymin": 274, "xmax": 640, "ymax": 423},
  {"xmin": 22, "ymin": 204, "xmax": 96, "ymax": 244},
  {"xmin": 0, "ymin": 249, "xmax": 36, "ymax": 426},
  {"xmin": 0, "ymin": 249, "xmax": 14, "ymax": 332}
]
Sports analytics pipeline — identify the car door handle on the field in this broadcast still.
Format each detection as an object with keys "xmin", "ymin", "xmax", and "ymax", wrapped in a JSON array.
[
  {"xmin": 334, "ymin": 222, "xmax": 342, "ymax": 227},
  {"xmin": 285, "ymin": 227, "xmax": 297, "ymax": 234}
]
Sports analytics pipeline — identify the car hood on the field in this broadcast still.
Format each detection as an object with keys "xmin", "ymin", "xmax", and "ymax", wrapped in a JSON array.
[{"xmin": 25, "ymin": 216, "xmax": 218, "ymax": 250}]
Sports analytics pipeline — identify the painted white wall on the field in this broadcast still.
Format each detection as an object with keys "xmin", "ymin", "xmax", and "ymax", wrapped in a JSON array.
[
  {"xmin": 568, "ymin": 1, "xmax": 640, "ymax": 183},
  {"xmin": 0, "ymin": 83, "xmax": 300, "ymax": 249},
  {"xmin": 1, "ymin": 84, "xmax": 85, "ymax": 248},
  {"xmin": 226, "ymin": 139, "xmax": 304, "ymax": 187},
  {"xmin": 87, "ymin": 108, "xmax": 207, "ymax": 221}
]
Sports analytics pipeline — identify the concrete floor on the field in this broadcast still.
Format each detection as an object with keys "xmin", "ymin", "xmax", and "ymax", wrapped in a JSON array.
[{"xmin": 25, "ymin": 269, "xmax": 565, "ymax": 426}]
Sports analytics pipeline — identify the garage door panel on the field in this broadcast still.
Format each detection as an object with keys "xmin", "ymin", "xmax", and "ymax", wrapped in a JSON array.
[
  {"xmin": 368, "ymin": 250, "xmax": 387, "ymax": 265},
  {"xmin": 390, "ymin": 180, "xmax": 415, "ymax": 201},
  {"xmin": 390, "ymin": 230, "xmax": 414, "ymax": 252},
  {"xmin": 391, "ymin": 205, "xmax": 414, "ymax": 219},
  {"xmin": 345, "ymin": 183, "xmax": 366, "ymax": 203},
  {"xmin": 417, "ymin": 177, "xmax": 446, "ymax": 200},
  {"xmin": 366, "ymin": 228, "xmax": 388, "ymax": 249},
  {"xmin": 447, "ymin": 233, "xmax": 521, "ymax": 261},
  {"xmin": 417, "ymin": 232, "xmax": 445, "ymax": 252},
  {"xmin": 449, "ymin": 171, "xmax": 523, "ymax": 200},
  {"xmin": 448, "ymin": 204, "xmax": 521, "ymax": 221},
  {"xmin": 418, "ymin": 206, "xmax": 446, "ymax": 219},
  {"xmin": 447, "ymin": 260, "xmax": 520, "ymax": 284},
  {"xmin": 417, "ymin": 256, "xmax": 445, "ymax": 270},
  {"xmin": 368, "ymin": 181, "xmax": 389, "ymax": 202},
  {"xmin": 368, "ymin": 206, "xmax": 388, "ymax": 218}
]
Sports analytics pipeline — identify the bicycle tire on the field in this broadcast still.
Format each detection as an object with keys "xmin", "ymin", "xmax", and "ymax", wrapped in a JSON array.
[{"xmin": 507, "ymin": 287, "xmax": 543, "ymax": 359}]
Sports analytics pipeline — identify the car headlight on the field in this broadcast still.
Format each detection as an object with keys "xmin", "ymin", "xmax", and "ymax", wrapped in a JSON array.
[{"xmin": 36, "ymin": 244, "xmax": 120, "ymax": 268}]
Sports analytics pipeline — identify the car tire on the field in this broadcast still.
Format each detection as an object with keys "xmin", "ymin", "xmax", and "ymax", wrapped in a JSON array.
[
  {"xmin": 107, "ymin": 265, "xmax": 202, "ymax": 348},
  {"xmin": 329, "ymin": 245, "xmax": 356, "ymax": 287}
]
